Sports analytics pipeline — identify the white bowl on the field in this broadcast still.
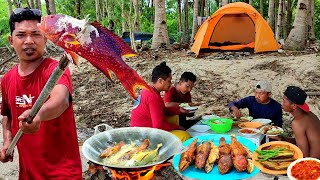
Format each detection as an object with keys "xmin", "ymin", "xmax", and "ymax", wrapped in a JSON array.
[
  {"xmin": 287, "ymin": 157, "xmax": 320, "ymax": 180},
  {"xmin": 238, "ymin": 128, "xmax": 260, "ymax": 137},
  {"xmin": 201, "ymin": 115, "xmax": 220, "ymax": 120},
  {"xmin": 252, "ymin": 118, "xmax": 272, "ymax": 125},
  {"xmin": 182, "ymin": 106, "xmax": 198, "ymax": 111},
  {"xmin": 189, "ymin": 125, "xmax": 211, "ymax": 132}
]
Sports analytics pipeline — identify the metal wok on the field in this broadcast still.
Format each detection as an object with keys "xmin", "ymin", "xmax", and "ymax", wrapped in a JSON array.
[{"xmin": 82, "ymin": 124, "xmax": 187, "ymax": 169}]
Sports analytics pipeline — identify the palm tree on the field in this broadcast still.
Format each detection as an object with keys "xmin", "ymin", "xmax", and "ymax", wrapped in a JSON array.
[
  {"xmin": 151, "ymin": 0, "xmax": 170, "ymax": 49},
  {"xmin": 284, "ymin": 0, "xmax": 308, "ymax": 50}
]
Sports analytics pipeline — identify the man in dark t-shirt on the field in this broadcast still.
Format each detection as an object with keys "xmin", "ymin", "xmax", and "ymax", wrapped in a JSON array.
[{"xmin": 227, "ymin": 80, "xmax": 283, "ymax": 127}]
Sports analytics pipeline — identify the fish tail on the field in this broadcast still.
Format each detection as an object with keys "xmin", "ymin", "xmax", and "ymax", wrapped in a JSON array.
[{"xmin": 116, "ymin": 68, "xmax": 150, "ymax": 100}]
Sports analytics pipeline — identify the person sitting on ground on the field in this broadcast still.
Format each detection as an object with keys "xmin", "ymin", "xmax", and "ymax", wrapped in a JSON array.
[
  {"xmin": 271, "ymin": 86, "xmax": 320, "ymax": 158},
  {"xmin": 163, "ymin": 71, "xmax": 198, "ymax": 129},
  {"xmin": 227, "ymin": 80, "xmax": 283, "ymax": 127},
  {"xmin": 130, "ymin": 62, "xmax": 191, "ymax": 142}
]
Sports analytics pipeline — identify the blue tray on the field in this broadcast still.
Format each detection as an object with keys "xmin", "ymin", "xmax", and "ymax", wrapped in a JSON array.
[{"xmin": 172, "ymin": 134, "xmax": 260, "ymax": 180}]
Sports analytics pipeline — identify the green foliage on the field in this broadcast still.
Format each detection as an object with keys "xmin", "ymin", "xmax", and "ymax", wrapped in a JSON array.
[
  {"xmin": 0, "ymin": 17, "xmax": 10, "ymax": 46},
  {"xmin": 0, "ymin": 0, "xmax": 10, "ymax": 46},
  {"xmin": 315, "ymin": 0, "xmax": 320, "ymax": 39}
]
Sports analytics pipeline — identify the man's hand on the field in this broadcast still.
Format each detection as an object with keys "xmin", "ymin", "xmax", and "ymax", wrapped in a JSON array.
[
  {"xmin": 0, "ymin": 143, "xmax": 13, "ymax": 163},
  {"xmin": 18, "ymin": 109, "xmax": 42, "ymax": 134},
  {"xmin": 179, "ymin": 107, "xmax": 189, "ymax": 114},
  {"xmin": 230, "ymin": 106, "xmax": 241, "ymax": 119}
]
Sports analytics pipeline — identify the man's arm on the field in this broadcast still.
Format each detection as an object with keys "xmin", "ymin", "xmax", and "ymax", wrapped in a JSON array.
[
  {"xmin": 18, "ymin": 84, "xmax": 70, "ymax": 133},
  {"xmin": 0, "ymin": 116, "xmax": 13, "ymax": 162},
  {"xmin": 164, "ymin": 102, "xmax": 181, "ymax": 108},
  {"xmin": 292, "ymin": 120, "xmax": 309, "ymax": 157},
  {"xmin": 163, "ymin": 87, "xmax": 182, "ymax": 108},
  {"xmin": 227, "ymin": 97, "xmax": 251, "ymax": 118},
  {"xmin": 35, "ymin": 84, "xmax": 70, "ymax": 121},
  {"xmin": 2, "ymin": 116, "xmax": 12, "ymax": 145},
  {"xmin": 227, "ymin": 96, "xmax": 251, "ymax": 109}
]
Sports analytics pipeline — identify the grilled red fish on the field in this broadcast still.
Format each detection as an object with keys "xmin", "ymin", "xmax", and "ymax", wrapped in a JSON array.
[
  {"xmin": 179, "ymin": 138, "xmax": 198, "ymax": 172},
  {"xmin": 38, "ymin": 14, "xmax": 149, "ymax": 99},
  {"xmin": 230, "ymin": 135, "xmax": 248, "ymax": 172},
  {"xmin": 218, "ymin": 137, "xmax": 233, "ymax": 174}
]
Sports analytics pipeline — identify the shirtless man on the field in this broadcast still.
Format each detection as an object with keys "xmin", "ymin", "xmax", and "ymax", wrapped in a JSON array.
[{"xmin": 280, "ymin": 86, "xmax": 320, "ymax": 158}]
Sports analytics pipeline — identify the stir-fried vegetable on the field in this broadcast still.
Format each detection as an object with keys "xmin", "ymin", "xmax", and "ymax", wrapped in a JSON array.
[{"xmin": 255, "ymin": 148, "xmax": 285, "ymax": 162}]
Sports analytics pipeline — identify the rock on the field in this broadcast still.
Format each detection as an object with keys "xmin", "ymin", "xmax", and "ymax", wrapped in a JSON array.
[
  {"xmin": 244, "ymin": 52, "xmax": 251, "ymax": 56},
  {"xmin": 186, "ymin": 50, "xmax": 193, "ymax": 55}
]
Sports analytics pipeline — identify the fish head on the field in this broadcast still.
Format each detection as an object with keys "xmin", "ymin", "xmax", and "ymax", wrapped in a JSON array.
[
  {"xmin": 38, "ymin": 14, "xmax": 68, "ymax": 44},
  {"xmin": 38, "ymin": 14, "xmax": 98, "ymax": 49}
]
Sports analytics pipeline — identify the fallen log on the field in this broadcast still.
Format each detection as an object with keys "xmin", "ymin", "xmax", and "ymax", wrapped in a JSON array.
[
  {"xmin": 306, "ymin": 92, "xmax": 320, "ymax": 96},
  {"xmin": 0, "ymin": 55, "xmax": 17, "ymax": 66}
]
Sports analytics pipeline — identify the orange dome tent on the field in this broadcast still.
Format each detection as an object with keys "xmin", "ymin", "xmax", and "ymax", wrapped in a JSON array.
[{"xmin": 191, "ymin": 2, "xmax": 280, "ymax": 56}]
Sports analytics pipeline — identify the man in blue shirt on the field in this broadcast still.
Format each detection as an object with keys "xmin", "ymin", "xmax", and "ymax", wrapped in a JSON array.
[{"xmin": 227, "ymin": 80, "xmax": 283, "ymax": 127}]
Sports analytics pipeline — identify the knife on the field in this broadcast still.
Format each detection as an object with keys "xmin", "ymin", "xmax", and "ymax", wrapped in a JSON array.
[{"xmin": 5, "ymin": 55, "xmax": 70, "ymax": 157}]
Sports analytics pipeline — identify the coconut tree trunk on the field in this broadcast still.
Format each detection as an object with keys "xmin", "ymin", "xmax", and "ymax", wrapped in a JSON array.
[
  {"xmin": 205, "ymin": 0, "xmax": 209, "ymax": 16},
  {"xmin": 275, "ymin": 0, "xmax": 284, "ymax": 41},
  {"xmin": 75, "ymin": 0, "xmax": 81, "ymax": 18},
  {"xmin": 285, "ymin": 0, "xmax": 292, "ymax": 38},
  {"xmin": 181, "ymin": 0, "xmax": 189, "ymax": 45},
  {"xmin": 151, "ymin": 0, "xmax": 170, "ymax": 49},
  {"xmin": 95, "ymin": 0, "xmax": 101, "ymax": 22},
  {"xmin": 199, "ymin": 0, "xmax": 204, "ymax": 17},
  {"xmin": 129, "ymin": 2, "xmax": 138, "ymax": 52},
  {"xmin": 222, "ymin": 0, "xmax": 228, "ymax": 6},
  {"xmin": 191, "ymin": 0, "xmax": 199, "ymax": 41},
  {"xmin": 7, "ymin": 0, "xmax": 13, "ymax": 16},
  {"xmin": 133, "ymin": 0, "xmax": 140, "ymax": 32},
  {"xmin": 284, "ymin": 0, "xmax": 308, "ymax": 50},
  {"xmin": 48, "ymin": 0, "xmax": 56, "ymax": 14},
  {"xmin": 309, "ymin": 0, "xmax": 315, "ymax": 41},
  {"xmin": 30, "ymin": 0, "xmax": 34, "ymax": 8},
  {"xmin": 267, "ymin": 0, "xmax": 275, "ymax": 31},
  {"xmin": 103, "ymin": 0, "xmax": 108, "ymax": 18},
  {"xmin": 121, "ymin": 2, "xmax": 127, "ymax": 33},
  {"xmin": 44, "ymin": 0, "xmax": 51, "ymax": 14},
  {"xmin": 177, "ymin": 0, "xmax": 182, "ymax": 32},
  {"xmin": 260, "ymin": 0, "xmax": 264, "ymax": 15},
  {"xmin": 35, "ymin": 0, "xmax": 41, "ymax": 9}
]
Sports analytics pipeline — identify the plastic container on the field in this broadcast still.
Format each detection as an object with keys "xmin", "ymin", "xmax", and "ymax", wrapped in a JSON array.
[{"xmin": 207, "ymin": 118, "xmax": 233, "ymax": 133}]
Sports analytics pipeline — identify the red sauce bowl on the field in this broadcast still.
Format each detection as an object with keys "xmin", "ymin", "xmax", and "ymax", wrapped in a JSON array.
[{"xmin": 287, "ymin": 157, "xmax": 320, "ymax": 180}]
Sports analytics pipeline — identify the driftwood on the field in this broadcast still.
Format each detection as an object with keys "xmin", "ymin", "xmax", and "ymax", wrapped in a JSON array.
[
  {"xmin": 306, "ymin": 92, "xmax": 320, "ymax": 96},
  {"xmin": 0, "ymin": 54, "xmax": 17, "ymax": 66}
]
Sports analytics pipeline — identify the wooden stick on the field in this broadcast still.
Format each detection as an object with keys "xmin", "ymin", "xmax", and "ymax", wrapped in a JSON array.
[
  {"xmin": 306, "ymin": 92, "xmax": 320, "ymax": 96},
  {"xmin": 0, "ymin": 55, "xmax": 17, "ymax": 66}
]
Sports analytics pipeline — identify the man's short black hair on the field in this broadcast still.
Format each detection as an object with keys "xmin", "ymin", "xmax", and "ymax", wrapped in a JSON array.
[
  {"xmin": 151, "ymin": 62, "xmax": 172, "ymax": 83},
  {"xmin": 180, "ymin": 72, "xmax": 196, "ymax": 82},
  {"xmin": 9, "ymin": 8, "xmax": 42, "ymax": 34}
]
